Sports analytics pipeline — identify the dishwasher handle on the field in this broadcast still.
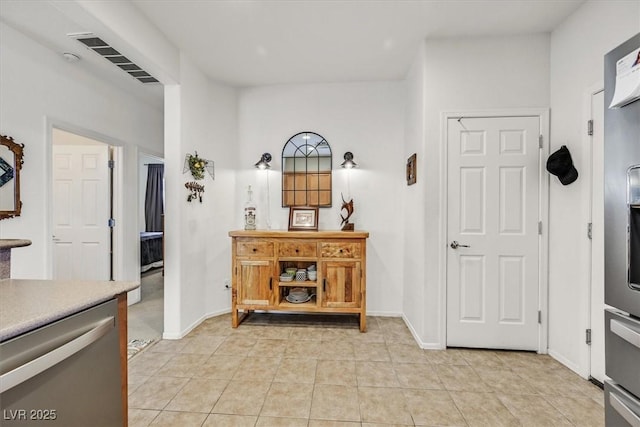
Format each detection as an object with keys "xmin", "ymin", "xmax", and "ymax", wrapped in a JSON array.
[
  {"xmin": 0, "ymin": 316, "xmax": 115, "ymax": 393},
  {"xmin": 610, "ymin": 392, "xmax": 640, "ymax": 427},
  {"xmin": 611, "ymin": 319, "xmax": 640, "ymax": 349}
]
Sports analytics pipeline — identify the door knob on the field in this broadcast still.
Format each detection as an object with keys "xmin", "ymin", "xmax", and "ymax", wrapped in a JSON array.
[{"xmin": 450, "ymin": 241, "xmax": 470, "ymax": 249}]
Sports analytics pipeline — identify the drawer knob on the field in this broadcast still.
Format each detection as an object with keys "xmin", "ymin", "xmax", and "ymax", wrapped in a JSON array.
[
  {"xmin": 339, "ymin": 249, "xmax": 343, "ymax": 253},
  {"xmin": 252, "ymin": 248, "xmax": 257, "ymax": 252},
  {"xmin": 295, "ymin": 249, "xmax": 299, "ymax": 253}
]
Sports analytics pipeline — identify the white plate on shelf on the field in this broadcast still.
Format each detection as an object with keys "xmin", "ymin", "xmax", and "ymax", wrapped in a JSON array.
[
  {"xmin": 280, "ymin": 275, "xmax": 293, "ymax": 282},
  {"xmin": 285, "ymin": 294, "xmax": 313, "ymax": 304}
]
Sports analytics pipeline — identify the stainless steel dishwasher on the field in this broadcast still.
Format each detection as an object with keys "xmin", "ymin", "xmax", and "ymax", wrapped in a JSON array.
[{"xmin": 0, "ymin": 299, "xmax": 122, "ymax": 426}]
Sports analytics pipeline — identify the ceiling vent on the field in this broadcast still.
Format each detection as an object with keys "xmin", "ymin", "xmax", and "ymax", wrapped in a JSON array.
[{"xmin": 68, "ymin": 33, "xmax": 159, "ymax": 84}]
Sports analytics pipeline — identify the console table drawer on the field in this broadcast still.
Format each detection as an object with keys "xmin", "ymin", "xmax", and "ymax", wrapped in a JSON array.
[
  {"xmin": 237, "ymin": 241, "xmax": 274, "ymax": 257},
  {"xmin": 278, "ymin": 242, "xmax": 317, "ymax": 257},
  {"xmin": 320, "ymin": 242, "xmax": 361, "ymax": 258}
]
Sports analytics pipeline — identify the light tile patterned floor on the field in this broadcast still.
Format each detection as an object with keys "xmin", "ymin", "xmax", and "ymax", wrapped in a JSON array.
[{"xmin": 128, "ymin": 314, "xmax": 604, "ymax": 427}]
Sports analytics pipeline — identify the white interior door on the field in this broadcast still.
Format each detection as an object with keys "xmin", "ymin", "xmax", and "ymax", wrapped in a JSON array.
[
  {"xmin": 589, "ymin": 89, "xmax": 605, "ymax": 384},
  {"xmin": 53, "ymin": 143, "xmax": 110, "ymax": 281},
  {"xmin": 447, "ymin": 116, "xmax": 541, "ymax": 350}
]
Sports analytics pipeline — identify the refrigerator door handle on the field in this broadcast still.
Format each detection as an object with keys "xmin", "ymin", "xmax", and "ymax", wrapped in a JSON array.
[
  {"xmin": 611, "ymin": 319, "xmax": 640, "ymax": 349},
  {"xmin": 0, "ymin": 316, "xmax": 115, "ymax": 393},
  {"xmin": 610, "ymin": 392, "xmax": 640, "ymax": 427}
]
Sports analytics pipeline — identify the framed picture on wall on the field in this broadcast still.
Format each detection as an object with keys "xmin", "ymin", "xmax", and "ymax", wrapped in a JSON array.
[
  {"xmin": 406, "ymin": 153, "xmax": 417, "ymax": 185},
  {"xmin": 288, "ymin": 206, "xmax": 319, "ymax": 231}
]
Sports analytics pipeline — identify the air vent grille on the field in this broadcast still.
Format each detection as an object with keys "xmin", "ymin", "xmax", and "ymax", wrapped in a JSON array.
[
  {"xmin": 70, "ymin": 34, "xmax": 159, "ymax": 84},
  {"xmin": 76, "ymin": 37, "xmax": 107, "ymax": 48},
  {"xmin": 117, "ymin": 64, "xmax": 141, "ymax": 71},
  {"xmin": 105, "ymin": 56, "xmax": 132, "ymax": 64},
  {"xmin": 93, "ymin": 47, "xmax": 120, "ymax": 56}
]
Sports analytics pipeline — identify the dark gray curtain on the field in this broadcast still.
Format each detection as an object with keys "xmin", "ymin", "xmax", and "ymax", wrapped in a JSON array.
[{"xmin": 145, "ymin": 164, "xmax": 164, "ymax": 232}]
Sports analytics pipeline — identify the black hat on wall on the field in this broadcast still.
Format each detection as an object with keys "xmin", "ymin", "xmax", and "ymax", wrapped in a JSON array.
[{"xmin": 546, "ymin": 145, "xmax": 578, "ymax": 185}]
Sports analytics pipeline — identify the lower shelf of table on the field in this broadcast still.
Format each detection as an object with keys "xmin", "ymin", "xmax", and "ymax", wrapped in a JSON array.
[
  {"xmin": 232, "ymin": 303, "xmax": 367, "ymax": 331},
  {"xmin": 278, "ymin": 297, "xmax": 318, "ymax": 309}
]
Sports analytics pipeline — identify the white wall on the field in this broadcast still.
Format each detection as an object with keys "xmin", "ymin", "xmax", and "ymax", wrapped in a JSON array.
[
  {"xmin": 403, "ymin": 48, "xmax": 427, "ymax": 341},
  {"xmin": 238, "ymin": 82, "xmax": 406, "ymax": 315},
  {"xmin": 0, "ymin": 22, "xmax": 163, "ymax": 281},
  {"xmin": 52, "ymin": 0, "xmax": 239, "ymax": 338},
  {"xmin": 162, "ymin": 54, "xmax": 238, "ymax": 338},
  {"xmin": 548, "ymin": 0, "xmax": 640, "ymax": 376},
  {"xmin": 403, "ymin": 34, "xmax": 551, "ymax": 347}
]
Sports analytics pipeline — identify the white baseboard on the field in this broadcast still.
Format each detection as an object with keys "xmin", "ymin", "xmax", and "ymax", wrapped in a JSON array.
[
  {"xmin": 207, "ymin": 308, "xmax": 232, "ymax": 319},
  {"xmin": 367, "ymin": 311, "xmax": 403, "ymax": 317},
  {"xmin": 162, "ymin": 308, "xmax": 232, "ymax": 340},
  {"xmin": 548, "ymin": 349, "xmax": 588, "ymax": 379},
  {"xmin": 401, "ymin": 314, "xmax": 445, "ymax": 350},
  {"xmin": 162, "ymin": 313, "xmax": 207, "ymax": 340}
]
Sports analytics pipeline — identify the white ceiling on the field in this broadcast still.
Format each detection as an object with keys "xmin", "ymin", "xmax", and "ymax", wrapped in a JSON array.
[
  {"xmin": 0, "ymin": 0, "xmax": 585, "ymax": 104},
  {"xmin": 132, "ymin": 0, "xmax": 585, "ymax": 87},
  {"xmin": 0, "ymin": 0, "xmax": 164, "ymax": 107}
]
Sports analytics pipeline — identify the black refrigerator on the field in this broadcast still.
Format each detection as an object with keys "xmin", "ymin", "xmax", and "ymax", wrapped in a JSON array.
[{"xmin": 603, "ymin": 32, "xmax": 640, "ymax": 426}]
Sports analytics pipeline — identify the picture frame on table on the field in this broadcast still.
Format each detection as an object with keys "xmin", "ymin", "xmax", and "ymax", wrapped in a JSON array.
[{"xmin": 288, "ymin": 206, "xmax": 319, "ymax": 231}]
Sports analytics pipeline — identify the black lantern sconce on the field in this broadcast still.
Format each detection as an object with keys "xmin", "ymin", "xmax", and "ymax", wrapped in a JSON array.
[
  {"xmin": 255, "ymin": 153, "xmax": 272, "ymax": 170},
  {"xmin": 341, "ymin": 152, "xmax": 357, "ymax": 169}
]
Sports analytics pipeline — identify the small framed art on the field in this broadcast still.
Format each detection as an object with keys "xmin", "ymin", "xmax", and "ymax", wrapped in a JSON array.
[
  {"xmin": 288, "ymin": 206, "xmax": 319, "ymax": 231},
  {"xmin": 406, "ymin": 153, "xmax": 417, "ymax": 185}
]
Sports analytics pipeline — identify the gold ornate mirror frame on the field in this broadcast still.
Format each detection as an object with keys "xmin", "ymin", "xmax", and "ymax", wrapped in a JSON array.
[{"xmin": 0, "ymin": 134, "xmax": 24, "ymax": 220}]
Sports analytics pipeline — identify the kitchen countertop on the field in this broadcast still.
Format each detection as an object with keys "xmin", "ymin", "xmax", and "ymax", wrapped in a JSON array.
[
  {"xmin": 0, "ymin": 279, "xmax": 139, "ymax": 342},
  {"xmin": 0, "ymin": 239, "xmax": 32, "ymax": 250}
]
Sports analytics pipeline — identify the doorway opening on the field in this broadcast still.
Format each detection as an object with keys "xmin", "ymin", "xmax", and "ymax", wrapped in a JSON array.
[{"xmin": 128, "ymin": 152, "xmax": 165, "ymax": 343}]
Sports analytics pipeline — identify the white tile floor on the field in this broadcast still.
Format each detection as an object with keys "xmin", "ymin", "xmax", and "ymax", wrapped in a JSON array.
[{"xmin": 128, "ymin": 313, "xmax": 604, "ymax": 427}]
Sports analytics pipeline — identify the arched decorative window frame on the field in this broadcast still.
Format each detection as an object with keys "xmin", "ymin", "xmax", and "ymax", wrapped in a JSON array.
[{"xmin": 281, "ymin": 131, "xmax": 332, "ymax": 207}]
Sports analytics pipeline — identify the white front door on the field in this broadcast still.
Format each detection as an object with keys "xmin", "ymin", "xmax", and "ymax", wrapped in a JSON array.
[
  {"xmin": 589, "ymin": 89, "xmax": 605, "ymax": 384},
  {"xmin": 446, "ymin": 116, "xmax": 541, "ymax": 350},
  {"xmin": 52, "ymin": 143, "xmax": 110, "ymax": 281}
]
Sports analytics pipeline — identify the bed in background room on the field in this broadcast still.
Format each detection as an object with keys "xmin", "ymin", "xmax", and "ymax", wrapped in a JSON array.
[
  {"xmin": 141, "ymin": 163, "xmax": 164, "ymax": 273},
  {"xmin": 140, "ymin": 231, "xmax": 163, "ymax": 272}
]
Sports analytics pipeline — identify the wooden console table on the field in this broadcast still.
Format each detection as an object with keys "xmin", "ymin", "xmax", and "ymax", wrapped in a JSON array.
[{"xmin": 229, "ymin": 230, "xmax": 369, "ymax": 331}]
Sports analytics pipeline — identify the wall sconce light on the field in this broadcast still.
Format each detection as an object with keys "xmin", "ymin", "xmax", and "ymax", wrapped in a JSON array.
[
  {"xmin": 341, "ymin": 152, "xmax": 357, "ymax": 169},
  {"xmin": 255, "ymin": 153, "xmax": 272, "ymax": 170}
]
